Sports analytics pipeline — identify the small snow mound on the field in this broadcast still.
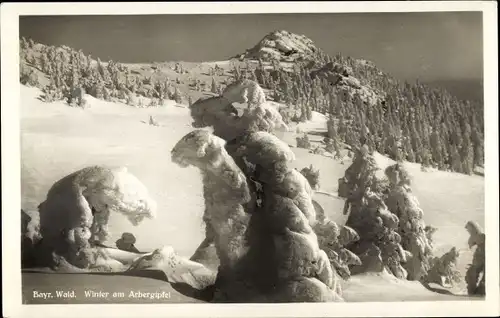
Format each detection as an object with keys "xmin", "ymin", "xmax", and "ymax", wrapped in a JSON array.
[
  {"xmin": 310, "ymin": 111, "xmax": 328, "ymax": 124},
  {"xmin": 128, "ymin": 245, "xmax": 216, "ymax": 290},
  {"xmin": 201, "ymin": 60, "xmax": 231, "ymax": 67},
  {"xmin": 294, "ymin": 111, "xmax": 328, "ymax": 133},
  {"xmin": 111, "ymin": 167, "xmax": 158, "ymax": 219}
]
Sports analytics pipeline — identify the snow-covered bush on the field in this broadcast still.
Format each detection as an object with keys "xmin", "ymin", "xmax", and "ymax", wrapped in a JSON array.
[{"xmin": 296, "ymin": 133, "xmax": 312, "ymax": 149}]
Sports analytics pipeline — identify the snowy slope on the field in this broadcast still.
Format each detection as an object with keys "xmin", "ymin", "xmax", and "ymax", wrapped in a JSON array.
[{"xmin": 20, "ymin": 85, "xmax": 484, "ymax": 302}]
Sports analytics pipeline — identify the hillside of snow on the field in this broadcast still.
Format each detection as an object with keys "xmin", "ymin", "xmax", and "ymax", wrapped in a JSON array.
[{"xmin": 20, "ymin": 85, "xmax": 484, "ymax": 302}]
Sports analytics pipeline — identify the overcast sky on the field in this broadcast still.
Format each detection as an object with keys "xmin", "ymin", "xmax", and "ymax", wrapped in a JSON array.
[{"xmin": 19, "ymin": 12, "xmax": 483, "ymax": 81}]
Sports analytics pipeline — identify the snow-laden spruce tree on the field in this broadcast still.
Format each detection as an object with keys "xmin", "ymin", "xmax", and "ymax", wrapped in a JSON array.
[
  {"xmin": 384, "ymin": 163, "xmax": 434, "ymax": 281},
  {"xmin": 171, "ymin": 129, "xmax": 342, "ymax": 302},
  {"xmin": 298, "ymin": 164, "xmax": 362, "ymax": 286},
  {"xmin": 299, "ymin": 164, "xmax": 320, "ymax": 191},
  {"xmin": 464, "ymin": 221, "xmax": 485, "ymax": 295},
  {"xmin": 340, "ymin": 145, "xmax": 411, "ymax": 279},
  {"xmin": 181, "ymin": 80, "xmax": 346, "ymax": 301}
]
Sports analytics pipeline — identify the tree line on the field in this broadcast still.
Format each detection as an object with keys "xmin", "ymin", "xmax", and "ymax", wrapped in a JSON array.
[
  {"xmin": 19, "ymin": 37, "xmax": 484, "ymax": 174},
  {"xmin": 235, "ymin": 52, "xmax": 484, "ymax": 175}
]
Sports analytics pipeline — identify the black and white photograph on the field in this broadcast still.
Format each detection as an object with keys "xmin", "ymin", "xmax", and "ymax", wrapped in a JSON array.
[{"xmin": 2, "ymin": 2, "xmax": 499, "ymax": 317}]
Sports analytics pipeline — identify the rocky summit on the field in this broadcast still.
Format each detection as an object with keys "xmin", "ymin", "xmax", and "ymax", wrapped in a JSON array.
[
  {"xmin": 233, "ymin": 30, "xmax": 383, "ymax": 106},
  {"xmin": 233, "ymin": 30, "xmax": 327, "ymax": 63}
]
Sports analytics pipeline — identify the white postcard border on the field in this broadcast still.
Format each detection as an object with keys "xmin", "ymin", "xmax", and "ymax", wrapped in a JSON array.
[{"xmin": 1, "ymin": 2, "xmax": 498, "ymax": 317}]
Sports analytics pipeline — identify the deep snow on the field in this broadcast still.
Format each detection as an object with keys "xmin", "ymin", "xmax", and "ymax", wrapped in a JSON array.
[{"xmin": 20, "ymin": 85, "xmax": 484, "ymax": 302}]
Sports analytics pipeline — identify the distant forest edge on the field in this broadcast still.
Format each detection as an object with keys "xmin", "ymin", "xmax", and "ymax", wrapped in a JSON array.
[
  {"xmin": 426, "ymin": 79, "xmax": 483, "ymax": 104},
  {"xmin": 18, "ymin": 35, "xmax": 484, "ymax": 176}
]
